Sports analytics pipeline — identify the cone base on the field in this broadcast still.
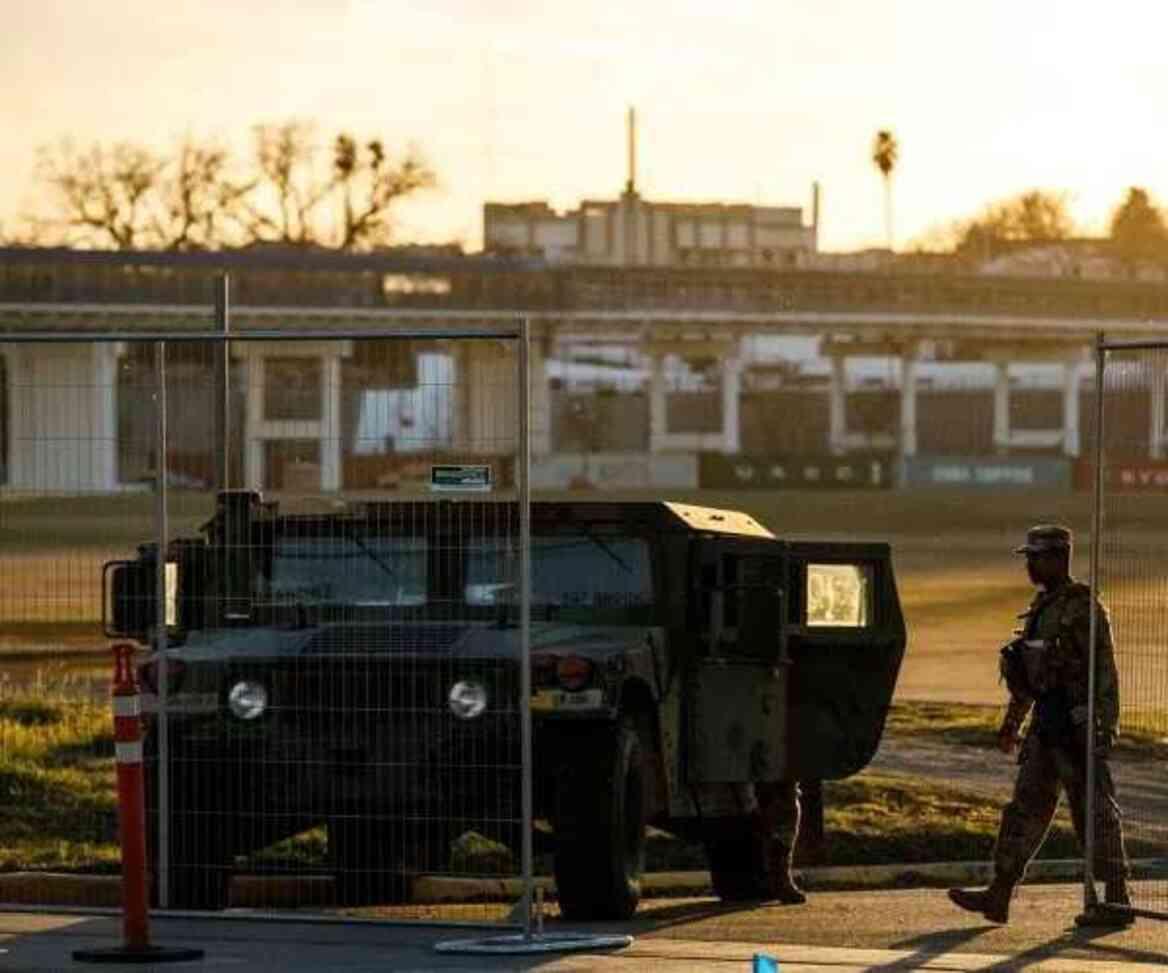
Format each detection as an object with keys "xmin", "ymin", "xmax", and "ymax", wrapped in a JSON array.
[{"xmin": 72, "ymin": 944, "xmax": 205, "ymax": 964}]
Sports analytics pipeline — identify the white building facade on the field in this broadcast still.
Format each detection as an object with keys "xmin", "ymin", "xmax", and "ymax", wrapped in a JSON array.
[{"xmin": 484, "ymin": 187, "xmax": 818, "ymax": 268}]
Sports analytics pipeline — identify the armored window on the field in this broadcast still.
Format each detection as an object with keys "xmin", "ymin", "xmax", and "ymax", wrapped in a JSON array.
[
  {"xmin": 806, "ymin": 563, "xmax": 870, "ymax": 628},
  {"xmin": 465, "ymin": 534, "xmax": 653, "ymax": 609},
  {"xmin": 260, "ymin": 536, "xmax": 428, "ymax": 606}
]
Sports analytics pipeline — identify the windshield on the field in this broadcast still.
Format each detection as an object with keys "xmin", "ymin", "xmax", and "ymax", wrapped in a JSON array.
[
  {"xmin": 261, "ymin": 536, "xmax": 427, "ymax": 606},
  {"xmin": 466, "ymin": 534, "xmax": 653, "ymax": 608}
]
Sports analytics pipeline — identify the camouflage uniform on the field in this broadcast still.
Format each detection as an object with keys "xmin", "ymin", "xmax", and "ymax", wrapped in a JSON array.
[
  {"xmin": 995, "ymin": 575, "xmax": 1130, "ymax": 887},
  {"xmin": 698, "ymin": 779, "xmax": 804, "ymax": 903},
  {"xmin": 950, "ymin": 524, "xmax": 1132, "ymax": 926}
]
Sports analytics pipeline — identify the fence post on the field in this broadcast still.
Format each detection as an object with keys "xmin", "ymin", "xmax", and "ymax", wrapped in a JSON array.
[
  {"xmin": 153, "ymin": 339, "xmax": 172, "ymax": 910},
  {"xmin": 519, "ymin": 316, "xmax": 534, "ymax": 940},
  {"xmin": 1083, "ymin": 331, "xmax": 1106, "ymax": 917},
  {"xmin": 214, "ymin": 275, "xmax": 231, "ymax": 491}
]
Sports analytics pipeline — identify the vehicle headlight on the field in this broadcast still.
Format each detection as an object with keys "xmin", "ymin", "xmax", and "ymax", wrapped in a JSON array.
[
  {"xmin": 448, "ymin": 680, "xmax": 488, "ymax": 720},
  {"xmin": 227, "ymin": 680, "xmax": 268, "ymax": 721}
]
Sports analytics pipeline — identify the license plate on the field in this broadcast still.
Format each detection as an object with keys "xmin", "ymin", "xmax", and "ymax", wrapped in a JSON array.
[{"xmin": 531, "ymin": 689, "xmax": 604, "ymax": 711}]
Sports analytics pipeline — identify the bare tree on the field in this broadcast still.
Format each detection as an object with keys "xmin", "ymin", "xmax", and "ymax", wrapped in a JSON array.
[
  {"xmin": 156, "ymin": 138, "xmax": 253, "ymax": 250},
  {"xmin": 332, "ymin": 134, "xmax": 435, "ymax": 250},
  {"xmin": 238, "ymin": 122, "xmax": 435, "ymax": 249},
  {"xmin": 33, "ymin": 140, "xmax": 166, "ymax": 248},
  {"xmin": 15, "ymin": 121, "xmax": 436, "ymax": 251},
  {"xmin": 237, "ymin": 121, "xmax": 329, "ymax": 245},
  {"xmin": 871, "ymin": 130, "xmax": 899, "ymax": 250}
]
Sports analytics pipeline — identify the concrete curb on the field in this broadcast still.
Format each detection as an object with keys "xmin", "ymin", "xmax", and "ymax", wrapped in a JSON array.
[
  {"xmin": 4, "ymin": 859, "xmax": 1160, "ymax": 909},
  {"xmin": 412, "ymin": 858, "xmax": 1105, "ymax": 903}
]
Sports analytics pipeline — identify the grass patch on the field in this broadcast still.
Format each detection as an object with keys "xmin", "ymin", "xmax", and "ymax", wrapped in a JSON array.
[
  {"xmin": 0, "ymin": 682, "xmax": 1027, "ymax": 875},
  {"xmin": 822, "ymin": 772, "xmax": 1052, "ymax": 866},
  {"xmin": 246, "ymin": 828, "xmax": 329, "ymax": 872},
  {"xmin": 887, "ymin": 702, "xmax": 1002, "ymax": 748},
  {"xmin": 887, "ymin": 701, "xmax": 1168, "ymax": 761},
  {"xmin": 0, "ymin": 671, "xmax": 118, "ymax": 872},
  {"xmin": 0, "ymin": 622, "xmax": 106, "ymax": 651}
]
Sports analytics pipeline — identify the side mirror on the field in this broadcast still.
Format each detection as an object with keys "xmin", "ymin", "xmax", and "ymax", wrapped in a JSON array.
[
  {"xmin": 103, "ymin": 548, "xmax": 180, "ymax": 642},
  {"xmin": 103, "ymin": 559, "xmax": 155, "ymax": 641}
]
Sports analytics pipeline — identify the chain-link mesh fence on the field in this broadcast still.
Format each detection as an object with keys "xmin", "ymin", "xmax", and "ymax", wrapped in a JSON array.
[
  {"xmin": 9, "ymin": 254, "xmax": 1168, "ymax": 944},
  {"xmin": 1, "ymin": 321, "xmax": 530, "ymax": 926},
  {"xmin": 1089, "ymin": 338, "xmax": 1168, "ymax": 923}
]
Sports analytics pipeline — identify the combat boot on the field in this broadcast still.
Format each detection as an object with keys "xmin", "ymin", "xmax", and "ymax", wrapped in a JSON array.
[
  {"xmin": 1075, "ymin": 879, "xmax": 1135, "ymax": 928},
  {"xmin": 766, "ymin": 839, "xmax": 806, "ymax": 905},
  {"xmin": 947, "ymin": 877, "xmax": 1014, "ymax": 924}
]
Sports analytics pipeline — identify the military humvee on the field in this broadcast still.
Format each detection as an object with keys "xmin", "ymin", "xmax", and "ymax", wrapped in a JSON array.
[{"xmin": 106, "ymin": 490, "xmax": 905, "ymax": 919}]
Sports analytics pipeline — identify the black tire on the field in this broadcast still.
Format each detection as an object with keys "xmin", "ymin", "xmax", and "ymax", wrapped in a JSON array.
[
  {"xmin": 553, "ymin": 720, "xmax": 646, "ymax": 921},
  {"xmin": 704, "ymin": 819, "xmax": 768, "ymax": 903}
]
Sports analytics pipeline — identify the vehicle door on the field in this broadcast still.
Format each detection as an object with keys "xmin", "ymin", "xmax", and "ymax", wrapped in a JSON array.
[
  {"xmin": 783, "ymin": 542, "xmax": 906, "ymax": 780},
  {"xmin": 685, "ymin": 537, "xmax": 790, "ymax": 784}
]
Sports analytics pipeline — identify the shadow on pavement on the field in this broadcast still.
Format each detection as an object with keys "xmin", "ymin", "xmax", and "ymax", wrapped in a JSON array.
[
  {"xmin": 860, "ymin": 925, "xmax": 993, "ymax": 970},
  {"xmin": 983, "ymin": 925, "xmax": 1168, "ymax": 971},
  {"xmin": 612, "ymin": 896, "xmax": 783, "ymax": 933},
  {"xmin": 880, "ymin": 922, "xmax": 1168, "ymax": 972}
]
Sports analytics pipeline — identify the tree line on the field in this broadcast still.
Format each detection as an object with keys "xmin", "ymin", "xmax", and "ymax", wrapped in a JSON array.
[
  {"xmin": 914, "ymin": 186, "xmax": 1168, "ymax": 270},
  {"xmin": 0, "ymin": 121, "xmax": 435, "ymax": 252},
  {"xmin": 4, "ymin": 120, "xmax": 1168, "ymax": 269},
  {"xmin": 871, "ymin": 129, "xmax": 1167, "ymax": 271}
]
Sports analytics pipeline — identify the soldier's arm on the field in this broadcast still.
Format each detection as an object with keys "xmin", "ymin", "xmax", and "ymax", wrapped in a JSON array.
[
  {"xmin": 998, "ymin": 693, "xmax": 1031, "ymax": 752},
  {"xmin": 995, "ymin": 637, "xmax": 1032, "ymax": 751},
  {"xmin": 1090, "ymin": 602, "xmax": 1121, "ymax": 738},
  {"xmin": 1066, "ymin": 593, "xmax": 1121, "ymax": 740}
]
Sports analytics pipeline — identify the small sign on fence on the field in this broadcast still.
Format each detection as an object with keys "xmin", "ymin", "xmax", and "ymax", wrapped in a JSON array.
[{"xmin": 430, "ymin": 464, "xmax": 493, "ymax": 492}]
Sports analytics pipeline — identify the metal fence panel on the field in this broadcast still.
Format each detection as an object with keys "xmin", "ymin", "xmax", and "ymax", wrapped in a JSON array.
[
  {"xmin": 1090, "ymin": 338, "xmax": 1168, "ymax": 922},
  {"xmin": 0, "ymin": 337, "xmax": 137, "ymax": 905},
  {"xmin": 1, "ymin": 322, "xmax": 530, "ymax": 928}
]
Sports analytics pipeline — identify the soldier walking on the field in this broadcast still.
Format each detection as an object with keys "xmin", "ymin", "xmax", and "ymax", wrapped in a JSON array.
[{"xmin": 948, "ymin": 525, "xmax": 1133, "ymax": 927}]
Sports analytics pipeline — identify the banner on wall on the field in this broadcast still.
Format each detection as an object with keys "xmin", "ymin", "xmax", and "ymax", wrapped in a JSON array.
[
  {"xmin": 902, "ymin": 456, "xmax": 1072, "ymax": 490},
  {"xmin": 1074, "ymin": 460, "xmax": 1168, "ymax": 492},
  {"xmin": 698, "ymin": 454, "xmax": 892, "ymax": 490}
]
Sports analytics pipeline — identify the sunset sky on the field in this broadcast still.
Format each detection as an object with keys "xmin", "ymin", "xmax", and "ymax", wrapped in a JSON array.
[{"xmin": 2, "ymin": 0, "xmax": 1165, "ymax": 252}]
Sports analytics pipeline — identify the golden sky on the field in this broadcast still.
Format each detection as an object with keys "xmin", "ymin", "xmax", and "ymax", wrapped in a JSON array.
[{"xmin": 2, "ymin": 0, "xmax": 1165, "ymax": 252}]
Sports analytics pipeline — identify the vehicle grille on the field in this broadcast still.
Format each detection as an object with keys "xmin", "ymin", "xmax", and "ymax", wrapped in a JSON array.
[
  {"xmin": 302, "ymin": 623, "xmax": 469, "ymax": 655},
  {"xmin": 272, "ymin": 657, "xmax": 521, "ymax": 725}
]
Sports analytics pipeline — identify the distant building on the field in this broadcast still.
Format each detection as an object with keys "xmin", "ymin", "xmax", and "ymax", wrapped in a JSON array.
[
  {"xmin": 484, "ymin": 188, "xmax": 818, "ymax": 268},
  {"xmin": 977, "ymin": 240, "xmax": 1167, "ymax": 282},
  {"xmin": 484, "ymin": 110, "xmax": 817, "ymax": 267}
]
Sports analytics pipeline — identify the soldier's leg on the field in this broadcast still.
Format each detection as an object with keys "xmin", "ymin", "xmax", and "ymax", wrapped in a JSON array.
[
  {"xmin": 757, "ymin": 779, "xmax": 804, "ymax": 904},
  {"xmin": 1092, "ymin": 759, "xmax": 1132, "ymax": 897},
  {"xmin": 699, "ymin": 783, "xmax": 771, "ymax": 901},
  {"xmin": 1057, "ymin": 750, "xmax": 1132, "ymax": 920},
  {"xmin": 795, "ymin": 779, "xmax": 826, "ymax": 865},
  {"xmin": 992, "ymin": 736, "xmax": 1061, "ymax": 885},
  {"xmin": 951, "ymin": 736, "xmax": 1059, "ymax": 923}
]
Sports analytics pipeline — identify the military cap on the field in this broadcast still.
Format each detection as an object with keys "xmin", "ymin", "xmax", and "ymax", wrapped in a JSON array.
[{"xmin": 1013, "ymin": 524, "xmax": 1073, "ymax": 555}]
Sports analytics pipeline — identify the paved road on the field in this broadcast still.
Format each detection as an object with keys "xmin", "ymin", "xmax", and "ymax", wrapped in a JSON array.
[{"xmin": 3, "ymin": 884, "xmax": 1166, "ymax": 971}]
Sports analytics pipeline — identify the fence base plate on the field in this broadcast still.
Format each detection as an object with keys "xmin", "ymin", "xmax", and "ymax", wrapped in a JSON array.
[{"xmin": 434, "ymin": 932, "xmax": 633, "ymax": 955}]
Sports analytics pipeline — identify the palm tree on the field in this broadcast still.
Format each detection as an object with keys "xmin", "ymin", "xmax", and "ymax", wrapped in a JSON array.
[{"xmin": 872, "ymin": 130, "xmax": 899, "ymax": 250}]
